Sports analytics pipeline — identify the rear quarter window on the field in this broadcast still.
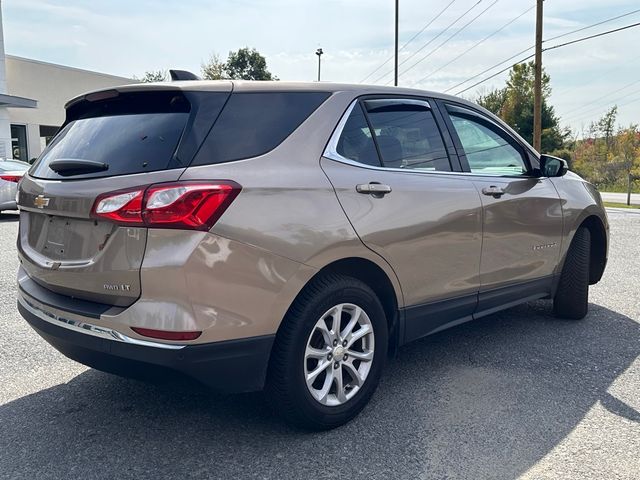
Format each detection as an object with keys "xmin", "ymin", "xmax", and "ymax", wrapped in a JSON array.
[{"xmin": 191, "ymin": 91, "xmax": 330, "ymax": 165}]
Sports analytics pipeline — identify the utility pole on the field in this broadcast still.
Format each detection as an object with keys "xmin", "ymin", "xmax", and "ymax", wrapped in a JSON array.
[
  {"xmin": 316, "ymin": 48, "xmax": 323, "ymax": 82},
  {"xmin": 394, "ymin": 0, "xmax": 399, "ymax": 86},
  {"xmin": 533, "ymin": 0, "xmax": 544, "ymax": 152}
]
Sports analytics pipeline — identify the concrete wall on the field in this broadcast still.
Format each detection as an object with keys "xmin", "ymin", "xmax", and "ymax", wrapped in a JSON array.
[{"xmin": 6, "ymin": 55, "xmax": 135, "ymax": 159}]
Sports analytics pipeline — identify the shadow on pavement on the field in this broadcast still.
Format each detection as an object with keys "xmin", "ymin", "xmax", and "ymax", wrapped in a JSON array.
[
  {"xmin": 0, "ymin": 212, "xmax": 18, "ymax": 222},
  {"xmin": 1, "ymin": 301, "xmax": 638, "ymax": 479}
]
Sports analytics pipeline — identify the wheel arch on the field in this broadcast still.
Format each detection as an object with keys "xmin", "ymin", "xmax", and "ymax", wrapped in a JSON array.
[
  {"xmin": 277, "ymin": 256, "xmax": 403, "ymax": 357},
  {"xmin": 559, "ymin": 212, "xmax": 608, "ymax": 285},
  {"xmin": 579, "ymin": 215, "xmax": 608, "ymax": 284}
]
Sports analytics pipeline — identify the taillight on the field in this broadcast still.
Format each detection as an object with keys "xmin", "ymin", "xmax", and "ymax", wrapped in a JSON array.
[
  {"xmin": 131, "ymin": 327, "xmax": 202, "ymax": 341},
  {"xmin": 91, "ymin": 181, "xmax": 241, "ymax": 230},
  {"xmin": 93, "ymin": 189, "xmax": 145, "ymax": 225},
  {"xmin": 0, "ymin": 175, "xmax": 21, "ymax": 183}
]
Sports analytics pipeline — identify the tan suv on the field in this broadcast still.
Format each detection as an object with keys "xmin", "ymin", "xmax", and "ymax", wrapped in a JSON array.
[{"xmin": 16, "ymin": 80, "xmax": 608, "ymax": 429}]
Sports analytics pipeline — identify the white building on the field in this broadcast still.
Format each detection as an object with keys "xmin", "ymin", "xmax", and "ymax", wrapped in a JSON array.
[
  {"xmin": 0, "ymin": 1, "xmax": 134, "ymax": 162},
  {"xmin": 6, "ymin": 56, "xmax": 134, "ymax": 161}
]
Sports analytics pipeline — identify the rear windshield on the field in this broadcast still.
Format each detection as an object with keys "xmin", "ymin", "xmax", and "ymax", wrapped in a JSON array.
[
  {"xmin": 30, "ymin": 92, "xmax": 190, "ymax": 180},
  {"xmin": 191, "ymin": 91, "xmax": 330, "ymax": 165}
]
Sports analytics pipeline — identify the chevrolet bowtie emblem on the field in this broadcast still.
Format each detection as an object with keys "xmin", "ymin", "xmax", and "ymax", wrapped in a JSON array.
[{"xmin": 34, "ymin": 195, "xmax": 50, "ymax": 209}]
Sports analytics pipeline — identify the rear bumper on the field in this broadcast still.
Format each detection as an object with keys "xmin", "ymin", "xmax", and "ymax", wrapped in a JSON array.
[
  {"xmin": 17, "ymin": 294, "xmax": 275, "ymax": 393},
  {"xmin": 0, "ymin": 200, "xmax": 17, "ymax": 210}
]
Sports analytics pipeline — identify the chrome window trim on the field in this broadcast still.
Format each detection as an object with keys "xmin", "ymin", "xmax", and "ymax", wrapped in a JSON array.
[
  {"xmin": 363, "ymin": 98, "xmax": 433, "ymax": 109},
  {"xmin": 324, "ymin": 100, "xmax": 358, "ymax": 165},
  {"xmin": 19, "ymin": 295, "xmax": 186, "ymax": 350},
  {"xmin": 323, "ymin": 98, "xmax": 540, "ymax": 179}
]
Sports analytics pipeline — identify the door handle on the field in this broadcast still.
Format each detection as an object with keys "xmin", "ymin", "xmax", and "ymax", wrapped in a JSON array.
[
  {"xmin": 356, "ymin": 183, "xmax": 392, "ymax": 196},
  {"xmin": 481, "ymin": 185, "xmax": 505, "ymax": 198}
]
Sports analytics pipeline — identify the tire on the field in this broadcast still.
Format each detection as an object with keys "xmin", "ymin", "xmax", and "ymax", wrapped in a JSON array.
[
  {"xmin": 553, "ymin": 227, "xmax": 591, "ymax": 319},
  {"xmin": 266, "ymin": 273, "xmax": 388, "ymax": 430}
]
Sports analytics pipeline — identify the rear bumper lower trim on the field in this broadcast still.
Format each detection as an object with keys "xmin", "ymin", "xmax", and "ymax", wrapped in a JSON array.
[
  {"xmin": 18, "ymin": 293, "xmax": 276, "ymax": 393},
  {"xmin": 18, "ymin": 296, "xmax": 185, "ymax": 350}
]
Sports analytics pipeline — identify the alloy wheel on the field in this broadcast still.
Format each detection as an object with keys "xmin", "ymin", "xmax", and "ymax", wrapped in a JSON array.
[{"xmin": 303, "ymin": 303, "xmax": 375, "ymax": 406}]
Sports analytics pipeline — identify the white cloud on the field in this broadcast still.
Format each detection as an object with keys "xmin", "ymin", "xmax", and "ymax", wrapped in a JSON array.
[{"xmin": 3, "ymin": 0, "xmax": 640, "ymax": 131}]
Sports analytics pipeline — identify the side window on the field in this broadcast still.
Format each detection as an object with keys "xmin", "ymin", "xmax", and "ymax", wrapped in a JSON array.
[
  {"xmin": 363, "ymin": 99, "xmax": 451, "ymax": 172},
  {"xmin": 192, "ymin": 92, "xmax": 331, "ymax": 166},
  {"xmin": 336, "ymin": 103, "xmax": 381, "ymax": 167},
  {"xmin": 446, "ymin": 105, "xmax": 528, "ymax": 175}
]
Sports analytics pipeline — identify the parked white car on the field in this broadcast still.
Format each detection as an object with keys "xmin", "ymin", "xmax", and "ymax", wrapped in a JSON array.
[{"xmin": 0, "ymin": 160, "xmax": 29, "ymax": 212}]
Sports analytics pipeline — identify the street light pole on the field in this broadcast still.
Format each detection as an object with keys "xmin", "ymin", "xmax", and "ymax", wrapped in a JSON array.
[
  {"xmin": 316, "ymin": 48, "xmax": 323, "ymax": 82},
  {"xmin": 394, "ymin": 0, "xmax": 399, "ymax": 86}
]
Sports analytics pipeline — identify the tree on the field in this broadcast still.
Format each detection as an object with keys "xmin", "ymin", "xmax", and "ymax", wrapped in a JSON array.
[
  {"xmin": 200, "ymin": 48, "xmax": 277, "ymax": 81},
  {"xmin": 136, "ymin": 70, "xmax": 167, "ymax": 82},
  {"xmin": 225, "ymin": 47, "xmax": 276, "ymax": 80},
  {"xmin": 476, "ymin": 88, "xmax": 506, "ymax": 116},
  {"xmin": 616, "ymin": 125, "xmax": 640, "ymax": 205},
  {"xmin": 571, "ymin": 108, "xmax": 640, "ymax": 196},
  {"xmin": 596, "ymin": 106, "xmax": 618, "ymax": 154},
  {"xmin": 476, "ymin": 62, "xmax": 565, "ymax": 153},
  {"xmin": 201, "ymin": 54, "xmax": 226, "ymax": 80}
]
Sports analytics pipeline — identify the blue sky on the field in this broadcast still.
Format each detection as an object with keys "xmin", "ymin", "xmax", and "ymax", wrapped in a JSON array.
[{"xmin": 4, "ymin": 0, "xmax": 640, "ymax": 134}]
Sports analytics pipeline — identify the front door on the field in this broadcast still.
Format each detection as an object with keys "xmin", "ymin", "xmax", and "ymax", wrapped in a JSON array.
[
  {"xmin": 441, "ymin": 102, "xmax": 563, "ymax": 314},
  {"xmin": 321, "ymin": 97, "xmax": 483, "ymax": 341}
]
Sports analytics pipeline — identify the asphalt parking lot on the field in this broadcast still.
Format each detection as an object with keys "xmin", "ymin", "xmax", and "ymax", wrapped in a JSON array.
[{"xmin": 0, "ymin": 209, "xmax": 638, "ymax": 480}]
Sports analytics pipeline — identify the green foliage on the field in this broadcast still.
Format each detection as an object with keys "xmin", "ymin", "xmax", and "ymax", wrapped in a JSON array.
[
  {"xmin": 201, "ymin": 54, "xmax": 226, "ymax": 80},
  {"xmin": 476, "ymin": 88, "xmax": 506, "ymax": 115},
  {"xmin": 476, "ymin": 62, "xmax": 565, "ymax": 153},
  {"xmin": 572, "ymin": 107, "xmax": 640, "ymax": 196},
  {"xmin": 225, "ymin": 47, "xmax": 276, "ymax": 80},
  {"xmin": 136, "ymin": 70, "xmax": 167, "ymax": 83},
  {"xmin": 201, "ymin": 48, "xmax": 277, "ymax": 81},
  {"xmin": 596, "ymin": 106, "xmax": 618, "ymax": 153}
]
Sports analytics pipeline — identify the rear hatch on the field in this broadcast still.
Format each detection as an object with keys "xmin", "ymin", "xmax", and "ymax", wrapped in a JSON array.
[{"xmin": 17, "ymin": 84, "xmax": 232, "ymax": 307}]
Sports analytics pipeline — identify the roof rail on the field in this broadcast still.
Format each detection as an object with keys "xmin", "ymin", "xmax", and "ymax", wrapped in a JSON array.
[{"xmin": 169, "ymin": 69, "xmax": 201, "ymax": 81}]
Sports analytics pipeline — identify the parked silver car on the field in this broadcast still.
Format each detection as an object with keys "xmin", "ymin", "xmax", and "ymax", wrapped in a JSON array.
[
  {"xmin": 16, "ymin": 81, "xmax": 608, "ymax": 429},
  {"xmin": 0, "ymin": 159, "xmax": 28, "ymax": 213}
]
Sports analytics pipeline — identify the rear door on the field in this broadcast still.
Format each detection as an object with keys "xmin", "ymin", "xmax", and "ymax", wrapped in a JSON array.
[
  {"xmin": 17, "ymin": 86, "xmax": 231, "ymax": 306},
  {"xmin": 321, "ymin": 97, "xmax": 483, "ymax": 341},
  {"xmin": 438, "ymin": 101, "xmax": 563, "ymax": 313}
]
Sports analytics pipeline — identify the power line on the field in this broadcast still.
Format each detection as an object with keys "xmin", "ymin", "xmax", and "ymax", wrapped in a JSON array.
[
  {"xmin": 412, "ymin": 3, "xmax": 534, "ymax": 86},
  {"xmin": 562, "ymin": 79, "xmax": 640, "ymax": 117},
  {"xmin": 552, "ymin": 53, "xmax": 640, "ymax": 97},
  {"xmin": 567, "ymin": 94, "xmax": 640, "ymax": 134},
  {"xmin": 443, "ymin": 46, "xmax": 533, "ymax": 93},
  {"xmin": 543, "ymin": 20, "xmax": 640, "ymax": 52},
  {"xmin": 372, "ymin": 0, "xmax": 485, "ymax": 84},
  {"xmin": 360, "ymin": 0, "xmax": 458, "ymax": 83},
  {"xmin": 445, "ymin": 8, "xmax": 640, "ymax": 94},
  {"xmin": 545, "ymin": 7, "xmax": 640, "ymax": 43},
  {"xmin": 455, "ymin": 53, "xmax": 535, "ymax": 94},
  {"xmin": 453, "ymin": 20, "xmax": 640, "ymax": 95},
  {"xmin": 568, "ymin": 97, "xmax": 640, "ymax": 130},
  {"xmin": 393, "ymin": 0, "xmax": 500, "ymax": 82},
  {"xmin": 564, "ymin": 86, "xmax": 640, "ymax": 123}
]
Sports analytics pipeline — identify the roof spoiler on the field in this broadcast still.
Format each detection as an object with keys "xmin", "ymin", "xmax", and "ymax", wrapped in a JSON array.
[{"xmin": 169, "ymin": 69, "xmax": 201, "ymax": 81}]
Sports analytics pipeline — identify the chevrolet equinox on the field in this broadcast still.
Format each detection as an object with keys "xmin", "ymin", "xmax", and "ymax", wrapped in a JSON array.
[{"xmin": 16, "ymin": 80, "xmax": 608, "ymax": 429}]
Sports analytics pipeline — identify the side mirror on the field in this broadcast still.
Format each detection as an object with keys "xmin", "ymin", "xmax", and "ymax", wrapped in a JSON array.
[{"xmin": 539, "ymin": 155, "xmax": 568, "ymax": 177}]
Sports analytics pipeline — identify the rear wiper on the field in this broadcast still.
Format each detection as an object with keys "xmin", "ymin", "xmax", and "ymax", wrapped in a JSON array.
[{"xmin": 48, "ymin": 159, "xmax": 109, "ymax": 176}]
